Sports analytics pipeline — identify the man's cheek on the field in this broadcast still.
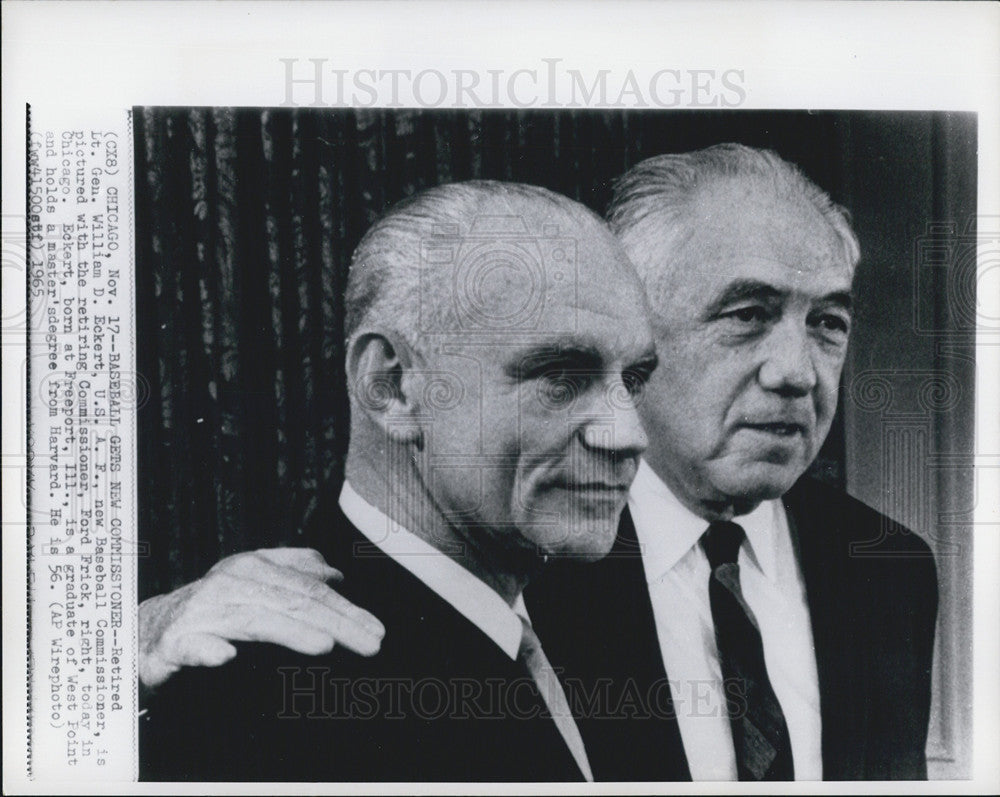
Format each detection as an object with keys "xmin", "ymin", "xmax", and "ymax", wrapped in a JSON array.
[
  {"xmin": 818, "ymin": 356, "xmax": 847, "ymax": 398},
  {"xmin": 815, "ymin": 382, "xmax": 841, "ymax": 428}
]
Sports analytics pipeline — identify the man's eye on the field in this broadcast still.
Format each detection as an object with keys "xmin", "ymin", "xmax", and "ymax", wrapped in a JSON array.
[
  {"xmin": 819, "ymin": 314, "xmax": 849, "ymax": 333},
  {"xmin": 722, "ymin": 305, "xmax": 769, "ymax": 325},
  {"xmin": 810, "ymin": 311, "xmax": 851, "ymax": 340},
  {"xmin": 622, "ymin": 367, "xmax": 651, "ymax": 397},
  {"xmin": 536, "ymin": 370, "xmax": 590, "ymax": 408}
]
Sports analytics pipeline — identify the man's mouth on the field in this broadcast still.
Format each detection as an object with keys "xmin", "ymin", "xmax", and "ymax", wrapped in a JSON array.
[
  {"xmin": 554, "ymin": 481, "xmax": 632, "ymax": 503},
  {"xmin": 741, "ymin": 421, "xmax": 807, "ymax": 437}
]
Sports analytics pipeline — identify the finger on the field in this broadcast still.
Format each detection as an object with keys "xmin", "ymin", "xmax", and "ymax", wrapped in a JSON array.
[
  {"xmin": 211, "ymin": 604, "xmax": 341, "ymax": 656},
  {"xmin": 139, "ymin": 653, "xmax": 180, "ymax": 690},
  {"xmin": 281, "ymin": 593, "xmax": 384, "ymax": 657},
  {"xmin": 253, "ymin": 548, "xmax": 344, "ymax": 582},
  {"xmin": 172, "ymin": 633, "xmax": 239, "ymax": 669},
  {"xmin": 224, "ymin": 559, "xmax": 385, "ymax": 637},
  {"xmin": 211, "ymin": 581, "xmax": 384, "ymax": 657}
]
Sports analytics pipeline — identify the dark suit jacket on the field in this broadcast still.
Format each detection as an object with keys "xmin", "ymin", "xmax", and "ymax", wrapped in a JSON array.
[
  {"xmin": 525, "ymin": 476, "xmax": 939, "ymax": 781},
  {"xmin": 140, "ymin": 505, "xmax": 584, "ymax": 782}
]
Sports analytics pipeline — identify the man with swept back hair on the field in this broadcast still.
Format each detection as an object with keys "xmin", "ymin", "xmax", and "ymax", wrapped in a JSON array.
[
  {"xmin": 607, "ymin": 143, "xmax": 862, "ymax": 308},
  {"xmin": 529, "ymin": 144, "xmax": 938, "ymax": 781},
  {"xmin": 140, "ymin": 180, "xmax": 660, "ymax": 781},
  {"xmin": 343, "ymin": 180, "xmax": 609, "ymax": 345},
  {"xmin": 139, "ymin": 147, "xmax": 937, "ymax": 782}
]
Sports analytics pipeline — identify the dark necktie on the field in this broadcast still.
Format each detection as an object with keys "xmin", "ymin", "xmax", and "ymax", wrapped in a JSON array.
[{"xmin": 701, "ymin": 521, "xmax": 794, "ymax": 780}]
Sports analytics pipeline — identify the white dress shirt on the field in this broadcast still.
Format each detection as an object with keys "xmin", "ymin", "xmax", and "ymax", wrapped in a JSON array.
[
  {"xmin": 339, "ymin": 481, "xmax": 528, "ymax": 659},
  {"xmin": 628, "ymin": 460, "xmax": 823, "ymax": 781},
  {"xmin": 340, "ymin": 482, "xmax": 594, "ymax": 781}
]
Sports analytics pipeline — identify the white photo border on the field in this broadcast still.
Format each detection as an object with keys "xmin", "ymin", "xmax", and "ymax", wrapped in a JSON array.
[{"xmin": 3, "ymin": 1, "xmax": 998, "ymax": 794}]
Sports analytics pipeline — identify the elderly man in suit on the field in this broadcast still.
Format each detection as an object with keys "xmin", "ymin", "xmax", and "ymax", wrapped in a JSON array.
[
  {"xmin": 139, "ymin": 146, "xmax": 938, "ymax": 782},
  {"xmin": 139, "ymin": 180, "xmax": 658, "ymax": 781},
  {"xmin": 528, "ymin": 144, "xmax": 937, "ymax": 781}
]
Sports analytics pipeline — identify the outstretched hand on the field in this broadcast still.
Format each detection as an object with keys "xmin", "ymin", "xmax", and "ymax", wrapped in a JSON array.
[{"xmin": 138, "ymin": 548, "xmax": 385, "ymax": 690}]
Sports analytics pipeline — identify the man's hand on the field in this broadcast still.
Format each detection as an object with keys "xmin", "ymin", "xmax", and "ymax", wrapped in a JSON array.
[{"xmin": 139, "ymin": 548, "xmax": 385, "ymax": 690}]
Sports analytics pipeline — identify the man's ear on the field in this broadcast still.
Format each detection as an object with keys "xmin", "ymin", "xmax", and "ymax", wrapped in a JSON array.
[{"xmin": 346, "ymin": 330, "xmax": 424, "ymax": 446}]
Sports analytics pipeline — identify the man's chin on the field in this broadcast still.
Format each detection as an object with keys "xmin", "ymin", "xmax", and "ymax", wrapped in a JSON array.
[
  {"xmin": 537, "ymin": 520, "xmax": 620, "ymax": 563},
  {"xmin": 713, "ymin": 461, "xmax": 804, "ymax": 506}
]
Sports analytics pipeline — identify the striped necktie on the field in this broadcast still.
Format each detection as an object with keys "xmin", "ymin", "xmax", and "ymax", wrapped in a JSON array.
[
  {"xmin": 701, "ymin": 521, "xmax": 794, "ymax": 780},
  {"xmin": 517, "ymin": 616, "xmax": 594, "ymax": 781}
]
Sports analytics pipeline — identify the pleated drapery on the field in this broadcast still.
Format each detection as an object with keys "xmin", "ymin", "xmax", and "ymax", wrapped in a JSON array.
[{"xmin": 134, "ymin": 108, "xmax": 973, "ymax": 595}]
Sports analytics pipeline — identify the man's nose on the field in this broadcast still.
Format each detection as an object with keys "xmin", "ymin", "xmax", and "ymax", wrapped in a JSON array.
[
  {"xmin": 581, "ymin": 385, "xmax": 649, "ymax": 456},
  {"xmin": 758, "ymin": 321, "xmax": 818, "ymax": 396}
]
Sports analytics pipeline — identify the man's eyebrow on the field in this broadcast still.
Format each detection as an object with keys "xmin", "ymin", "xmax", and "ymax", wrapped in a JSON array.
[
  {"xmin": 627, "ymin": 351, "xmax": 659, "ymax": 374},
  {"xmin": 704, "ymin": 280, "xmax": 786, "ymax": 317},
  {"xmin": 625, "ymin": 353, "xmax": 660, "ymax": 387},
  {"xmin": 505, "ymin": 344, "xmax": 603, "ymax": 378},
  {"xmin": 821, "ymin": 291, "xmax": 853, "ymax": 312}
]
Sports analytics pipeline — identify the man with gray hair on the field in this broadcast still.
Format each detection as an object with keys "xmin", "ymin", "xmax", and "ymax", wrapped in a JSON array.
[
  {"xmin": 140, "ymin": 180, "xmax": 658, "ymax": 781},
  {"xmin": 139, "ymin": 146, "xmax": 937, "ymax": 782},
  {"xmin": 529, "ymin": 144, "xmax": 937, "ymax": 781}
]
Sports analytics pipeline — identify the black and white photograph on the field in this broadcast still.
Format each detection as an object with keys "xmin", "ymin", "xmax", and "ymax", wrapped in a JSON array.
[
  {"xmin": 133, "ymin": 108, "xmax": 974, "ymax": 782},
  {"xmin": 3, "ymin": 2, "xmax": 998, "ymax": 793}
]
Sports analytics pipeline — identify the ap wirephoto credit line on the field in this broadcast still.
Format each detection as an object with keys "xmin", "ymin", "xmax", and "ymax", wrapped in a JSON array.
[{"xmin": 25, "ymin": 107, "xmax": 139, "ymax": 780}]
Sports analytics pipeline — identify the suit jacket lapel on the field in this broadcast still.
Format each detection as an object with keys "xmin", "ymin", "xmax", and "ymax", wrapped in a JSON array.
[
  {"xmin": 530, "ymin": 481, "xmax": 872, "ymax": 782},
  {"xmin": 783, "ymin": 479, "xmax": 870, "ymax": 780},
  {"xmin": 322, "ymin": 508, "xmax": 586, "ymax": 781},
  {"xmin": 611, "ymin": 508, "xmax": 692, "ymax": 780},
  {"xmin": 526, "ymin": 507, "xmax": 692, "ymax": 781}
]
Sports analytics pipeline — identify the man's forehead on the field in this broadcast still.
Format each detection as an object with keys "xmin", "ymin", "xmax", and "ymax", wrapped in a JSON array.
[
  {"xmin": 696, "ymin": 178, "xmax": 842, "ymax": 242},
  {"xmin": 693, "ymin": 254, "xmax": 854, "ymax": 295},
  {"xmin": 706, "ymin": 276, "xmax": 853, "ymax": 314},
  {"xmin": 499, "ymin": 329, "xmax": 656, "ymax": 369},
  {"xmin": 439, "ymin": 227, "xmax": 640, "ymax": 320},
  {"xmin": 431, "ymin": 321, "xmax": 655, "ymax": 369},
  {"xmin": 659, "ymin": 179, "xmax": 854, "ymax": 299}
]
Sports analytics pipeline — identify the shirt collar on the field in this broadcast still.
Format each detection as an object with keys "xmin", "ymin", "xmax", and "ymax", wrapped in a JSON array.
[
  {"xmin": 628, "ymin": 459, "xmax": 782, "ymax": 583},
  {"xmin": 738, "ymin": 495, "xmax": 781, "ymax": 582},
  {"xmin": 339, "ymin": 481, "xmax": 526, "ymax": 660}
]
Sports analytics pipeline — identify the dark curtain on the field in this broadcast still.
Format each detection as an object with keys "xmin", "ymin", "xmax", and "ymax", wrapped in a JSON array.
[{"xmin": 134, "ymin": 108, "xmax": 974, "ymax": 597}]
